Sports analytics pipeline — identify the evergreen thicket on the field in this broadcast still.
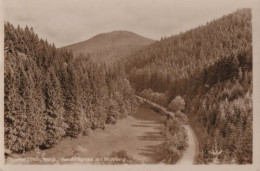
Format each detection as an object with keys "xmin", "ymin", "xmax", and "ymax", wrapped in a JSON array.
[
  {"xmin": 4, "ymin": 22, "xmax": 138, "ymax": 153},
  {"xmin": 125, "ymin": 8, "xmax": 252, "ymax": 164}
]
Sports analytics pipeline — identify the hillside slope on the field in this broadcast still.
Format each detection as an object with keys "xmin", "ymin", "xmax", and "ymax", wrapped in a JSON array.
[
  {"xmin": 64, "ymin": 30, "xmax": 155, "ymax": 63},
  {"xmin": 125, "ymin": 8, "xmax": 252, "ymax": 164},
  {"xmin": 126, "ymin": 9, "xmax": 251, "ymax": 93}
]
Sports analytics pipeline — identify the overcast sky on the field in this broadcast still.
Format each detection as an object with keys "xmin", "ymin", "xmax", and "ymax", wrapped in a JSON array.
[{"xmin": 3, "ymin": 0, "xmax": 254, "ymax": 47}]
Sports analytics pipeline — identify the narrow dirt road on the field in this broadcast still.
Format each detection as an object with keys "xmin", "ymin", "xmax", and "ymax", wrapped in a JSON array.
[
  {"xmin": 177, "ymin": 125, "xmax": 199, "ymax": 165},
  {"xmin": 136, "ymin": 96, "xmax": 199, "ymax": 164}
]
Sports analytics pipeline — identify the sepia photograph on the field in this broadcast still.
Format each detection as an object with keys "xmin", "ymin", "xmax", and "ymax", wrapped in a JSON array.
[{"xmin": 0, "ymin": 0, "xmax": 260, "ymax": 170}]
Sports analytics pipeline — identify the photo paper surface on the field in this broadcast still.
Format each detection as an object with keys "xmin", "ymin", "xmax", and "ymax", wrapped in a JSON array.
[{"xmin": 0, "ymin": 0, "xmax": 260, "ymax": 170}]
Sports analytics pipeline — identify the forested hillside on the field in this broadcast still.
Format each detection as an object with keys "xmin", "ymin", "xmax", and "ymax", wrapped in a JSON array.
[
  {"xmin": 4, "ymin": 22, "xmax": 138, "ymax": 153},
  {"xmin": 125, "ymin": 8, "xmax": 252, "ymax": 164},
  {"xmin": 65, "ymin": 30, "xmax": 154, "ymax": 63}
]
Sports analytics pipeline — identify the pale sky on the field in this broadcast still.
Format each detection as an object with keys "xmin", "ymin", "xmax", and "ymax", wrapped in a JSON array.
[{"xmin": 3, "ymin": 0, "xmax": 254, "ymax": 47}]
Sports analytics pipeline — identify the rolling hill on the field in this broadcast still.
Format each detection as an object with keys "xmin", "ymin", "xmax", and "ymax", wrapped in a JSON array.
[{"xmin": 64, "ymin": 30, "xmax": 155, "ymax": 63}]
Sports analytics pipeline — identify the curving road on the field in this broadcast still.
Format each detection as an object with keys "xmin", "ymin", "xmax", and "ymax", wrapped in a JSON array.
[
  {"xmin": 136, "ymin": 96, "xmax": 199, "ymax": 164},
  {"xmin": 177, "ymin": 125, "xmax": 199, "ymax": 165}
]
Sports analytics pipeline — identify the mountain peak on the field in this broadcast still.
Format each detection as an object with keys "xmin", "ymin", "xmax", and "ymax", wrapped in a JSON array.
[
  {"xmin": 65, "ymin": 30, "xmax": 155, "ymax": 63},
  {"xmin": 79, "ymin": 30, "xmax": 153, "ymax": 45}
]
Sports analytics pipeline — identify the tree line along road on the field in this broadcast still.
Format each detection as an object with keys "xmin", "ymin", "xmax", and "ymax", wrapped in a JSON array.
[{"xmin": 136, "ymin": 95, "xmax": 199, "ymax": 164}]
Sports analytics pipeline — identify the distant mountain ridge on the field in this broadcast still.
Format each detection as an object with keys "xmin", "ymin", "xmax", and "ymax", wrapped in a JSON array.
[{"xmin": 64, "ymin": 30, "xmax": 155, "ymax": 63}]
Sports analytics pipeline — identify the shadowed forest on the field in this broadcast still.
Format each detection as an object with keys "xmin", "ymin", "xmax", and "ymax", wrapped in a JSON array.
[{"xmin": 125, "ymin": 8, "xmax": 252, "ymax": 164}]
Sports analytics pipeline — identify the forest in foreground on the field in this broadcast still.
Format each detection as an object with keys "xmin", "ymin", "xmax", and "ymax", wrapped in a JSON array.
[
  {"xmin": 125, "ymin": 8, "xmax": 252, "ymax": 164},
  {"xmin": 4, "ymin": 22, "xmax": 139, "ymax": 152}
]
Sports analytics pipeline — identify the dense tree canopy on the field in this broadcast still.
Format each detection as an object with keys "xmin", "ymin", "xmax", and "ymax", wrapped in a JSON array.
[
  {"xmin": 4, "ymin": 22, "xmax": 138, "ymax": 152},
  {"xmin": 168, "ymin": 96, "xmax": 185, "ymax": 112},
  {"xmin": 125, "ymin": 8, "xmax": 252, "ymax": 164}
]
